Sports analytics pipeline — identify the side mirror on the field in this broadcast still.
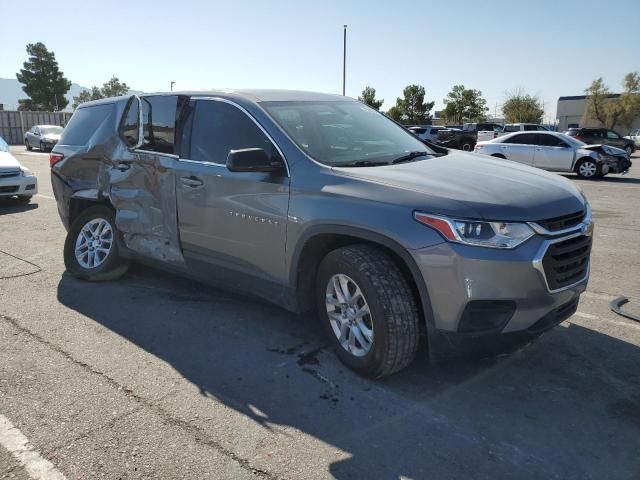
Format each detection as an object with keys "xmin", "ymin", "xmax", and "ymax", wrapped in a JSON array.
[
  {"xmin": 33, "ymin": 131, "xmax": 40, "ymax": 136},
  {"xmin": 226, "ymin": 148, "xmax": 284, "ymax": 174}
]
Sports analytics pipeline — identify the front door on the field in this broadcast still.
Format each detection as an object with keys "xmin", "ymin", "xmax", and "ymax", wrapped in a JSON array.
[
  {"xmin": 174, "ymin": 98, "xmax": 290, "ymax": 302},
  {"xmin": 533, "ymin": 134, "xmax": 574, "ymax": 171},
  {"xmin": 502, "ymin": 133, "xmax": 537, "ymax": 165}
]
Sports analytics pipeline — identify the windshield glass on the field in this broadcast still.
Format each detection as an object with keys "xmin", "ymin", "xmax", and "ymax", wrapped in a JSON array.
[
  {"xmin": 0, "ymin": 136, "xmax": 8, "ymax": 152},
  {"xmin": 40, "ymin": 126, "xmax": 63, "ymax": 135},
  {"xmin": 562, "ymin": 134, "xmax": 586, "ymax": 147},
  {"xmin": 262, "ymin": 101, "xmax": 433, "ymax": 166}
]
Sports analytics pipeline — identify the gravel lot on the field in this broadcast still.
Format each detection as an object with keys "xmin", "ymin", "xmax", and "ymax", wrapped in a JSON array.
[{"xmin": 1, "ymin": 146, "xmax": 639, "ymax": 479}]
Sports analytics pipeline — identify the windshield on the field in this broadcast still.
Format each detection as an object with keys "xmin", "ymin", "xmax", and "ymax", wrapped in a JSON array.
[
  {"xmin": 262, "ymin": 101, "xmax": 433, "ymax": 166},
  {"xmin": 40, "ymin": 126, "xmax": 63, "ymax": 135},
  {"xmin": 0, "ymin": 136, "xmax": 8, "ymax": 152},
  {"xmin": 562, "ymin": 134, "xmax": 586, "ymax": 147}
]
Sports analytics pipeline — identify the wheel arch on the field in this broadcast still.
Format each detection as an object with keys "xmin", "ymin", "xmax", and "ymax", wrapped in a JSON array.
[
  {"xmin": 289, "ymin": 225, "xmax": 435, "ymax": 329},
  {"xmin": 490, "ymin": 153, "xmax": 507, "ymax": 159},
  {"xmin": 68, "ymin": 190, "xmax": 114, "ymax": 227}
]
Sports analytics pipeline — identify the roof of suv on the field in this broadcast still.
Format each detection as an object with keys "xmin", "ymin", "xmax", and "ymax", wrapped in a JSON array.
[{"xmin": 77, "ymin": 89, "xmax": 351, "ymax": 108}]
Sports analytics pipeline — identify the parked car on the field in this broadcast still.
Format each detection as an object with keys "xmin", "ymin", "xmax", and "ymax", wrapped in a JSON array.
[
  {"xmin": 435, "ymin": 127, "xmax": 475, "ymax": 151},
  {"xmin": 475, "ymin": 131, "xmax": 631, "ymax": 178},
  {"xmin": 462, "ymin": 122, "xmax": 504, "ymax": 142},
  {"xmin": 624, "ymin": 128, "xmax": 640, "ymax": 148},
  {"xmin": 407, "ymin": 125, "xmax": 446, "ymax": 143},
  {"xmin": 51, "ymin": 91, "xmax": 592, "ymax": 377},
  {"xmin": 501, "ymin": 123, "xmax": 549, "ymax": 134},
  {"xmin": 0, "ymin": 135, "xmax": 38, "ymax": 202},
  {"xmin": 565, "ymin": 127, "xmax": 635, "ymax": 156},
  {"xmin": 24, "ymin": 125, "xmax": 64, "ymax": 152}
]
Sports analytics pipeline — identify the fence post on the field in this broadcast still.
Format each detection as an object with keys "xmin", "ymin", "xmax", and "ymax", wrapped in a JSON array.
[{"xmin": 19, "ymin": 110, "xmax": 25, "ymax": 142}]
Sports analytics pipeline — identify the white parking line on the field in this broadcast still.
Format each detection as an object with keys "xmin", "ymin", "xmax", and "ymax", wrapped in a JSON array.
[
  {"xmin": 35, "ymin": 194, "xmax": 55, "ymax": 201},
  {"xmin": 0, "ymin": 413, "xmax": 67, "ymax": 480}
]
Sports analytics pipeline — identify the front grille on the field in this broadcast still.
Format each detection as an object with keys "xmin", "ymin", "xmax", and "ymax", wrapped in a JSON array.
[
  {"xmin": 536, "ymin": 210, "xmax": 585, "ymax": 232},
  {"xmin": 542, "ymin": 235, "xmax": 591, "ymax": 290},
  {"xmin": 0, "ymin": 186, "xmax": 19, "ymax": 194},
  {"xmin": 0, "ymin": 172, "xmax": 20, "ymax": 179}
]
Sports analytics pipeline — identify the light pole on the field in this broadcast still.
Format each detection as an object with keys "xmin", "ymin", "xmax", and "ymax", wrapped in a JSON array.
[
  {"xmin": 342, "ymin": 25, "xmax": 347, "ymax": 96},
  {"xmin": 170, "ymin": 81, "xmax": 175, "ymax": 92}
]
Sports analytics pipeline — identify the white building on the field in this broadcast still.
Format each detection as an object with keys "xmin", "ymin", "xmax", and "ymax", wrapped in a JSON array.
[{"xmin": 556, "ymin": 94, "xmax": 640, "ymax": 134}]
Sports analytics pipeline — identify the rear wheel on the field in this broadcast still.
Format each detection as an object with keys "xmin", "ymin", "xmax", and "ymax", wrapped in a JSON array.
[
  {"xmin": 461, "ymin": 142, "xmax": 473, "ymax": 151},
  {"xmin": 316, "ymin": 245, "xmax": 420, "ymax": 378},
  {"xmin": 63, "ymin": 205, "xmax": 129, "ymax": 281},
  {"xmin": 576, "ymin": 158, "xmax": 600, "ymax": 179},
  {"xmin": 25, "ymin": 139, "xmax": 32, "ymax": 151}
]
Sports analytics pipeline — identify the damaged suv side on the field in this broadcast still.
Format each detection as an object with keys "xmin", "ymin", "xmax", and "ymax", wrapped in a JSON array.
[{"xmin": 51, "ymin": 91, "xmax": 593, "ymax": 378}]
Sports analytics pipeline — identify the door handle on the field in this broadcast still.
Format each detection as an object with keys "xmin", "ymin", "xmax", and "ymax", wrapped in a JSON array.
[{"xmin": 180, "ymin": 176, "xmax": 204, "ymax": 188}]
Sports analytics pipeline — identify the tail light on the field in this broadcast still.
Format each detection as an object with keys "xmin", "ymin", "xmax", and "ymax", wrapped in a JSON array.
[{"xmin": 49, "ymin": 152, "xmax": 64, "ymax": 168}]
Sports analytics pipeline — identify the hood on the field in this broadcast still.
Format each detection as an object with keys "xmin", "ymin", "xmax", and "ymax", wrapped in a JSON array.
[
  {"xmin": 580, "ymin": 144, "xmax": 627, "ymax": 156},
  {"xmin": 0, "ymin": 151, "xmax": 22, "ymax": 173},
  {"xmin": 332, "ymin": 152, "xmax": 586, "ymax": 222},
  {"xmin": 42, "ymin": 133, "xmax": 61, "ymax": 140}
]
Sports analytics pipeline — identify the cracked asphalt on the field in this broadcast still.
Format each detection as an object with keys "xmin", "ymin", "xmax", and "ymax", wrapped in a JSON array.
[{"xmin": 1, "ymin": 146, "xmax": 639, "ymax": 479}]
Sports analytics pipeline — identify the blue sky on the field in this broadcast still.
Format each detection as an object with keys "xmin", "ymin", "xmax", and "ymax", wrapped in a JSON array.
[{"xmin": 2, "ymin": 0, "xmax": 639, "ymax": 120}]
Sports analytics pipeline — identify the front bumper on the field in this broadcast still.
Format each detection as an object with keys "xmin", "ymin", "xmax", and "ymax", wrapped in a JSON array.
[
  {"xmin": 411, "ymin": 231, "xmax": 589, "ymax": 337},
  {"xmin": 604, "ymin": 155, "xmax": 632, "ymax": 174},
  {"xmin": 0, "ymin": 173, "xmax": 38, "ymax": 197}
]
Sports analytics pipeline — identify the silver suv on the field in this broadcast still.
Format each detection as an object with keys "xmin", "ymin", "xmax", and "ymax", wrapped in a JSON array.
[{"xmin": 50, "ymin": 90, "xmax": 592, "ymax": 377}]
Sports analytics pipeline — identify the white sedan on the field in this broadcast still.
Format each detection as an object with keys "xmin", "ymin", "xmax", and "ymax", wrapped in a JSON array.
[
  {"xmin": 0, "ymin": 137, "xmax": 38, "ymax": 203},
  {"xmin": 625, "ymin": 128, "xmax": 640, "ymax": 148},
  {"xmin": 474, "ymin": 131, "xmax": 632, "ymax": 179}
]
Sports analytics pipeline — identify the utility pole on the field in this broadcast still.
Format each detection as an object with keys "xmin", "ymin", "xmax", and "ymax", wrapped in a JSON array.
[
  {"xmin": 170, "ymin": 81, "xmax": 175, "ymax": 92},
  {"xmin": 342, "ymin": 25, "xmax": 347, "ymax": 96}
]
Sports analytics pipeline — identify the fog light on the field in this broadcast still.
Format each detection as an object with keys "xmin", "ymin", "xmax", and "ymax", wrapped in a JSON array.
[
  {"xmin": 458, "ymin": 300, "xmax": 516, "ymax": 334},
  {"xmin": 25, "ymin": 184, "xmax": 35, "ymax": 190}
]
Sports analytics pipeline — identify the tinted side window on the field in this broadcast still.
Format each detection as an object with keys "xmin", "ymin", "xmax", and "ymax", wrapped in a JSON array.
[
  {"xmin": 140, "ymin": 95, "xmax": 178, "ymax": 154},
  {"xmin": 119, "ymin": 98, "xmax": 140, "ymax": 147},
  {"xmin": 503, "ymin": 125, "xmax": 518, "ymax": 132},
  {"xmin": 584, "ymin": 129, "xmax": 602, "ymax": 138},
  {"xmin": 59, "ymin": 104, "xmax": 114, "ymax": 146},
  {"xmin": 538, "ymin": 134, "xmax": 568, "ymax": 147},
  {"xmin": 506, "ymin": 133, "xmax": 537, "ymax": 145},
  {"xmin": 410, "ymin": 128, "xmax": 427, "ymax": 134},
  {"xmin": 607, "ymin": 130, "xmax": 620, "ymax": 139},
  {"xmin": 188, "ymin": 100, "xmax": 276, "ymax": 164},
  {"xmin": 523, "ymin": 124, "xmax": 537, "ymax": 131}
]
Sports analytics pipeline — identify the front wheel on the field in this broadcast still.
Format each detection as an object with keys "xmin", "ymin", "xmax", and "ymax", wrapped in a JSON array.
[
  {"xmin": 316, "ymin": 245, "xmax": 421, "ymax": 378},
  {"xmin": 576, "ymin": 158, "xmax": 600, "ymax": 179},
  {"xmin": 63, "ymin": 205, "xmax": 129, "ymax": 281},
  {"xmin": 25, "ymin": 140, "xmax": 32, "ymax": 151}
]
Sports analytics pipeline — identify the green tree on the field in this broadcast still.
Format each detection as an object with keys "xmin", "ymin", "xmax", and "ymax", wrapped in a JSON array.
[
  {"xmin": 583, "ymin": 74, "xmax": 640, "ymax": 130},
  {"xmin": 16, "ymin": 42, "xmax": 71, "ymax": 111},
  {"xmin": 388, "ymin": 84, "xmax": 434, "ymax": 124},
  {"xmin": 442, "ymin": 85, "xmax": 488, "ymax": 123},
  {"xmin": 618, "ymin": 72, "xmax": 640, "ymax": 132},
  {"xmin": 583, "ymin": 78, "xmax": 613, "ymax": 127},
  {"xmin": 72, "ymin": 77, "xmax": 130, "ymax": 109},
  {"xmin": 358, "ymin": 86, "xmax": 384, "ymax": 110},
  {"xmin": 502, "ymin": 91, "xmax": 544, "ymax": 123}
]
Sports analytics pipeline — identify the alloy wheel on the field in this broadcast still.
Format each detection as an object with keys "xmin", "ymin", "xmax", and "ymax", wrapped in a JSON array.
[
  {"xmin": 75, "ymin": 218, "xmax": 113, "ymax": 269},
  {"xmin": 325, "ymin": 274, "xmax": 374, "ymax": 357},
  {"xmin": 579, "ymin": 161, "xmax": 597, "ymax": 178}
]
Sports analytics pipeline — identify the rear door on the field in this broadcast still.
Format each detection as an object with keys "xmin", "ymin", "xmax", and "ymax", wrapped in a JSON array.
[
  {"xmin": 173, "ymin": 98, "xmax": 290, "ymax": 301},
  {"xmin": 532, "ymin": 133, "xmax": 574, "ymax": 171},
  {"xmin": 500, "ymin": 133, "xmax": 536, "ymax": 165},
  {"xmin": 106, "ymin": 95, "xmax": 186, "ymax": 265}
]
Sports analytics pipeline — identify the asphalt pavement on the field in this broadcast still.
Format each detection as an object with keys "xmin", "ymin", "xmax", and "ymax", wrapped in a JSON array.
[{"xmin": 1, "ymin": 146, "xmax": 639, "ymax": 479}]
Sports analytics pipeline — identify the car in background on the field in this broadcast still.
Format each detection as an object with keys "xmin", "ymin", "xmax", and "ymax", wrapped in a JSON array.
[
  {"xmin": 463, "ymin": 122, "xmax": 503, "ymax": 142},
  {"xmin": 436, "ymin": 122, "xmax": 502, "ymax": 151},
  {"xmin": 407, "ymin": 125, "xmax": 446, "ymax": 142},
  {"xmin": 565, "ymin": 127, "xmax": 635, "ymax": 156},
  {"xmin": 0, "ymin": 135, "xmax": 38, "ymax": 203},
  {"xmin": 475, "ymin": 131, "xmax": 631, "ymax": 179},
  {"xmin": 501, "ymin": 123, "xmax": 549, "ymax": 134},
  {"xmin": 624, "ymin": 128, "xmax": 640, "ymax": 148},
  {"xmin": 24, "ymin": 125, "xmax": 64, "ymax": 152}
]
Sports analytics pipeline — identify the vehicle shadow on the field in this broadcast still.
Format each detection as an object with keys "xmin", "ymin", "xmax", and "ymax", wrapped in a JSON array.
[
  {"xmin": 56, "ymin": 265, "xmax": 640, "ymax": 479},
  {"xmin": 0, "ymin": 198, "xmax": 39, "ymax": 214},
  {"xmin": 562, "ymin": 173, "xmax": 640, "ymax": 184}
]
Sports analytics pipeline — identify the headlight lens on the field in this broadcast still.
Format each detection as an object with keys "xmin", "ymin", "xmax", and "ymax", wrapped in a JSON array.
[
  {"xmin": 20, "ymin": 167, "xmax": 32, "ymax": 176},
  {"xmin": 414, "ymin": 212, "xmax": 535, "ymax": 249}
]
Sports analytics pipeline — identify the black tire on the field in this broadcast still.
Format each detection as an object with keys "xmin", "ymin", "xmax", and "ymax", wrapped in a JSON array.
[
  {"xmin": 63, "ymin": 205, "xmax": 129, "ymax": 281},
  {"xmin": 575, "ymin": 158, "xmax": 600, "ymax": 179},
  {"xmin": 461, "ymin": 142, "xmax": 473, "ymax": 151},
  {"xmin": 316, "ymin": 245, "xmax": 420, "ymax": 378},
  {"xmin": 25, "ymin": 140, "xmax": 32, "ymax": 151},
  {"xmin": 491, "ymin": 153, "xmax": 507, "ymax": 159},
  {"xmin": 39, "ymin": 141, "xmax": 44, "ymax": 151}
]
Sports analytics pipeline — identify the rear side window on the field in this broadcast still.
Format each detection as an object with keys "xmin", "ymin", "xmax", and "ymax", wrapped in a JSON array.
[
  {"xmin": 119, "ymin": 98, "xmax": 140, "ymax": 148},
  {"xmin": 538, "ymin": 134, "xmax": 568, "ymax": 147},
  {"xmin": 187, "ymin": 100, "xmax": 276, "ymax": 164},
  {"xmin": 523, "ymin": 124, "xmax": 538, "ymax": 131},
  {"xmin": 140, "ymin": 95, "xmax": 178, "ymax": 154},
  {"xmin": 505, "ymin": 133, "xmax": 537, "ymax": 145},
  {"xmin": 59, "ymin": 104, "xmax": 113, "ymax": 146},
  {"xmin": 410, "ymin": 128, "xmax": 427, "ymax": 134},
  {"xmin": 503, "ymin": 125, "xmax": 519, "ymax": 132}
]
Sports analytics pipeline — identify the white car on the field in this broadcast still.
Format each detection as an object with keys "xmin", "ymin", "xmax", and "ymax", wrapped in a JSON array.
[
  {"xmin": 24, "ymin": 124, "xmax": 63, "ymax": 152},
  {"xmin": 474, "ymin": 131, "xmax": 632, "ymax": 179},
  {"xmin": 624, "ymin": 128, "xmax": 640, "ymax": 147},
  {"xmin": 407, "ymin": 125, "xmax": 446, "ymax": 143},
  {"xmin": 0, "ymin": 136, "xmax": 38, "ymax": 203}
]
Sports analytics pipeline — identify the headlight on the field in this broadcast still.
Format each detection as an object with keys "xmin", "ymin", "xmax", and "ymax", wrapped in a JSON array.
[
  {"xmin": 20, "ymin": 167, "xmax": 32, "ymax": 176},
  {"xmin": 601, "ymin": 145, "xmax": 616, "ymax": 155},
  {"xmin": 414, "ymin": 212, "xmax": 535, "ymax": 249}
]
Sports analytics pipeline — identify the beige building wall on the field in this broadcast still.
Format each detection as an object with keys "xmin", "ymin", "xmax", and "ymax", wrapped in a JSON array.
[{"xmin": 556, "ymin": 94, "xmax": 640, "ymax": 135}]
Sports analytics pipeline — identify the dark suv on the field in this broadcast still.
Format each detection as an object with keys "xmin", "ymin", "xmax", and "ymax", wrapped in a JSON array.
[
  {"xmin": 566, "ymin": 127, "xmax": 635, "ymax": 155},
  {"xmin": 50, "ymin": 90, "xmax": 592, "ymax": 377}
]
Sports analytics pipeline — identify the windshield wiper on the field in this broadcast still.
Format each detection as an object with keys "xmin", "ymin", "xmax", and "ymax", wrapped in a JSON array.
[
  {"xmin": 391, "ymin": 151, "xmax": 430, "ymax": 164},
  {"xmin": 333, "ymin": 160, "xmax": 391, "ymax": 167}
]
